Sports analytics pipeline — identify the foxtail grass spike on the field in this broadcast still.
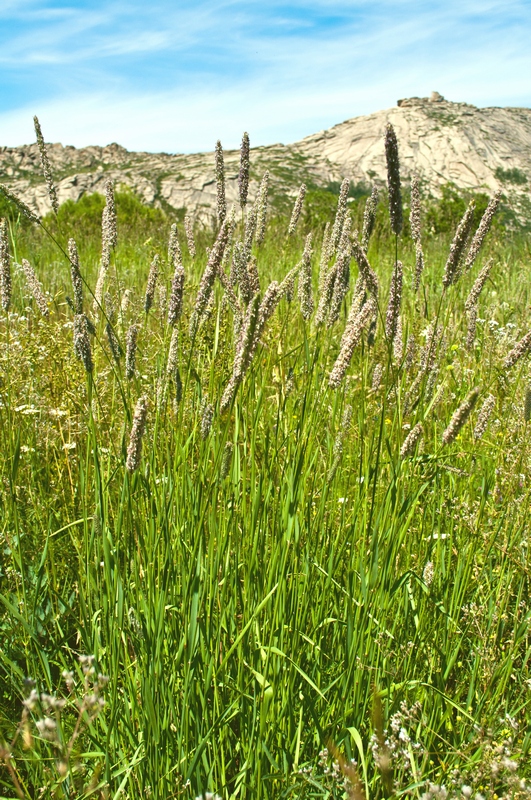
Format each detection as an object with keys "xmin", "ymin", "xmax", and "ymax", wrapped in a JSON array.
[
  {"xmin": 400, "ymin": 423, "xmax": 423, "ymax": 458},
  {"xmin": 214, "ymin": 140, "xmax": 227, "ymax": 225},
  {"xmin": 474, "ymin": 394, "xmax": 495, "ymax": 439},
  {"xmin": 298, "ymin": 233, "xmax": 313, "ymax": 320},
  {"xmin": 167, "ymin": 327, "xmax": 179, "ymax": 376},
  {"xmin": 0, "ymin": 218, "xmax": 12, "ymax": 311},
  {"xmin": 371, "ymin": 364, "xmax": 383, "ymax": 392},
  {"xmin": 73, "ymin": 314, "xmax": 93, "ymax": 373},
  {"xmin": 442, "ymin": 387, "xmax": 480, "ymax": 445},
  {"xmin": 288, "ymin": 184, "xmax": 306, "ymax": 236},
  {"xmin": 385, "ymin": 260, "xmax": 403, "ymax": 343},
  {"xmin": 21, "ymin": 258, "xmax": 49, "ymax": 317},
  {"xmin": 384, "ymin": 123, "xmax": 403, "ymax": 235},
  {"xmin": 238, "ymin": 132, "xmax": 250, "ymax": 209},
  {"xmin": 413, "ymin": 243, "xmax": 425, "ymax": 293},
  {"xmin": 525, "ymin": 388, "xmax": 531, "ymax": 423},
  {"xmin": 504, "ymin": 330, "xmax": 531, "ymax": 369},
  {"xmin": 220, "ymin": 441, "xmax": 234, "ymax": 479},
  {"xmin": 442, "ymin": 201, "xmax": 475, "ymax": 287},
  {"xmin": 168, "ymin": 262, "xmax": 185, "ymax": 327},
  {"xmin": 144, "ymin": 254, "xmax": 159, "ymax": 314},
  {"xmin": 244, "ymin": 203, "xmax": 257, "ymax": 260},
  {"xmin": 106, "ymin": 321, "xmax": 121, "ymax": 361},
  {"xmin": 361, "ymin": 187, "xmax": 378, "ymax": 251},
  {"xmin": 68, "ymin": 238, "xmax": 83, "ymax": 314},
  {"xmin": 465, "ymin": 258, "xmax": 494, "ymax": 310},
  {"xmin": 465, "ymin": 191, "xmax": 501, "ymax": 273},
  {"xmin": 329, "ymin": 297, "xmax": 376, "ymax": 388},
  {"xmin": 220, "ymin": 293, "xmax": 260, "ymax": 413},
  {"xmin": 184, "ymin": 215, "xmax": 196, "ymax": 258},
  {"xmin": 327, "ymin": 249, "xmax": 351, "ymax": 327},
  {"xmin": 256, "ymin": 171, "xmax": 269, "ymax": 244},
  {"xmin": 33, "ymin": 116, "xmax": 58, "ymax": 214},
  {"xmin": 190, "ymin": 216, "xmax": 232, "ymax": 335},
  {"xmin": 168, "ymin": 223, "xmax": 182, "ymax": 268},
  {"xmin": 200, "ymin": 401, "xmax": 214, "ymax": 439},
  {"xmin": 125, "ymin": 324, "xmax": 138, "ymax": 380},
  {"xmin": 102, "ymin": 180, "xmax": 117, "ymax": 252},
  {"xmin": 331, "ymin": 178, "xmax": 349, "ymax": 251},
  {"xmin": 352, "ymin": 240, "xmax": 379, "ymax": 301},
  {"xmin": 410, "ymin": 175, "xmax": 422, "ymax": 243},
  {"xmin": 126, "ymin": 396, "xmax": 148, "ymax": 473}
]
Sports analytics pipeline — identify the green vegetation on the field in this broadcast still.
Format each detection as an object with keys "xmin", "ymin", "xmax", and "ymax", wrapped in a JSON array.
[
  {"xmin": 494, "ymin": 167, "xmax": 527, "ymax": 186},
  {"xmin": 0, "ymin": 161, "xmax": 531, "ymax": 800}
]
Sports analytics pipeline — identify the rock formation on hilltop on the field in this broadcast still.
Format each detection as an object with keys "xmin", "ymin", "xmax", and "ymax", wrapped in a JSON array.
[{"xmin": 1, "ymin": 93, "xmax": 530, "ymax": 223}]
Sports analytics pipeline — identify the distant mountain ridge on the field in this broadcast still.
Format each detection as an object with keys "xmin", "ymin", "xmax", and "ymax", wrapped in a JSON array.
[{"xmin": 1, "ymin": 92, "xmax": 530, "ymax": 223}]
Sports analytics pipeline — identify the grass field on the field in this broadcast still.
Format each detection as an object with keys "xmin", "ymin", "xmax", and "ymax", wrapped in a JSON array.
[{"xmin": 0, "ymin": 129, "xmax": 531, "ymax": 799}]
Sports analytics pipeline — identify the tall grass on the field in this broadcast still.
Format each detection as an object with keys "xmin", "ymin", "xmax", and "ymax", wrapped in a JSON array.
[{"xmin": 0, "ymin": 126, "xmax": 530, "ymax": 800}]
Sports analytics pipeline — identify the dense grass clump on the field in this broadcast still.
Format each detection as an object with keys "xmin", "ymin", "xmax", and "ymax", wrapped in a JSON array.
[{"xmin": 0, "ymin": 126, "xmax": 531, "ymax": 800}]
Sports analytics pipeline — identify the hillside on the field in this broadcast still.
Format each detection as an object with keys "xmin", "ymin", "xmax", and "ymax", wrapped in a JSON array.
[{"xmin": 1, "ymin": 91, "xmax": 530, "ymax": 223}]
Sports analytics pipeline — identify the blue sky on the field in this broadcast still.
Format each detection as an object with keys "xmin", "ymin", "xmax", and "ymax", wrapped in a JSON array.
[{"xmin": 1, "ymin": 0, "xmax": 530, "ymax": 153}]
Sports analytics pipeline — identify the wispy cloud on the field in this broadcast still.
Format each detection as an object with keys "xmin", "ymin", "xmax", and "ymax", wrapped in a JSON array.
[{"xmin": 0, "ymin": 0, "xmax": 530, "ymax": 152}]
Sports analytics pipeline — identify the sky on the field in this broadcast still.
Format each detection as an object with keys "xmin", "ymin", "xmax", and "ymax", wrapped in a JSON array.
[{"xmin": 1, "ymin": 0, "xmax": 530, "ymax": 154}]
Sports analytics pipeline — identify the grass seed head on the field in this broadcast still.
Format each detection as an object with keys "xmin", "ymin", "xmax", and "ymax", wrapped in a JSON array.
[
  {"xmin": 288, "ymin": 183, "xmax": 306, "ymax": 236},
  {"xmin": 200, "ymin": 401, "xmax": 214, "ymax": 439},
  {"xmin": 125, "ymin": 324, "xmax": 138, "ymax": 380},
  {"xmin": 442, "ymin": 386, "xmax": 480, "ymax": 445},
  {"xmin": 33, "ymin": 115, "xmax": 58, "ymax": 214},
  {"xmin": 400, "ymin": 422, "xmax": 423, "ymax": 458},
  {"xmin": 465, "ymin": 190, "xmax": 501, "ymax": 273},
  {"xmin": 238, "ymin": 131, "xmax": 250, "ymax": 209},
  {"xmin": 0, "ymin": 218, "xmax": 12, "ymax": 311},
  {"xmin": 442, "ymin": 200, "xmax": 475, "ymax": 287},
  {"xmin": 474, "ymin": 393, "xmax": 495, "ymax": 440},
  {"xmin": 386, "ymin": 260, "xmax": 403, "ymax": 342},
  {"xmin": 73, "ymin": 314, "xmax": 93, "ymax": 373},
  {"xmin": 384, "ymin": 123, "xmax": 403, "ymax": 235},
  {"xmin": 184, "ymin": 215, "xmax": 196, "ymax": 258},
  {"xmin": 525, "ymin": 387, "xmax": 531, "ymax": 423},
  {"xmin": 298, "ymin": 232, "xmax": 314, "ymax": 320},
  {"xmin": 504, "ymin": 330, "xmax": 531, "ymax": 369},
  {"xmin": 256, "ymin": 170, "xmax": 269, "ymax": 244},
  {"xmin": 361, "ymin": 186, "xmax": 379, "ymax": 251},
  {"xmin": 168, "ymin": 262, "xmax": 185, "ymax": 326},
  {"xmin": 331, "ymin": 178, "xmax": 350, "ymax": 252},
  {"xmin": 0, "ymin": 184, "xmax": 40, "ymax": 224},
  {"xmin": 214, "ymin": 140, "xmax": 227, "ymax": 225},
  {"xmin": 68, "ymin": 238, "xmax": 83, "ymax": 314},
  {"xmin": 126, "ymin": 395, "xmax": 148, "ymax": 473},
  {"xmin": 102, "ymin": 179, "xmax": 117, "ymax": 252},
  {"xmin": 168, "ymin": 222, "xmax": 182, "ymax": 268},
  {"xmin": 144, "ymin": 254, "xmax": 159, "ymax": 314},
  {"xmin": 410, "ymin": 174, "xmax": 422, "ymax": 244},
  {"xmin": 21, "ymin": 258, "xmax": 49, "ymax": 317}
]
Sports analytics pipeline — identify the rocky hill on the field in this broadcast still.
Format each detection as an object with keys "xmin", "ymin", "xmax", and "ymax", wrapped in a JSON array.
[{"xmin": 1, "ymin": 92, "xmax": 530, "ymax": 224}]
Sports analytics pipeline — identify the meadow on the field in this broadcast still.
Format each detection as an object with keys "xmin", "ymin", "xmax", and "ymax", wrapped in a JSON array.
[{"xmin": 0, "ymin": 122, "xmax": 530, "ymax": 800}]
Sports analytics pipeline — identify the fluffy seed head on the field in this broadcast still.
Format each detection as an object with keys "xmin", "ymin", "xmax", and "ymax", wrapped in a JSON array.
[
  {"xmin": 21, "ymin": 258, "xmax": 49, "ymax": 317},
  {"xmin": 68, "ymin": 238, "xmax": 83, "ymax": 314},
  {"xmin": 525, "ymin": 388, "xmax": 531, "ymax": 423},
  {"xmin": 352, "ymin": 239, "xmax": 379, "ymax": 301},
  {"xmin": 442, "ymin": 201, "xmax": 475, "ymax": 287},
  {"xmin": 256, "ymin": 171, "xmax": 269, "ymax": 245},
  {"xmin": 220, "ymin": 441, "xmax": 234, "ymax": 479},
  {"xmin": 167, "ymin": 327, "xmax": 179, "ymax": 376},
  {"xmin": 168, "ymin": 223, "xmax": 182, "ymax": 268},
  {"xmin": 214, "ymin": 140, "xmax": 227, "ymax": 225},
  {"xmin": 474, "ymin": 394, "xmax": 495, "ymax": 440},
  {"xmin": 126, "ymin": 396, "xmax": 149, "ymax": 473},
  {"xmin": 442, "ymin": 387, "xmax": 480, "ymax": 445},
  {"xmin": 464, "ymin": 191, "xmax": 501, "ymax": 272},
  {"xmin": 168, "ymin": 263, "xmax": 185, "ymax": 326},
  {"xmin": 371, "ymin": 363, "xmax": 383, "ymax": 392},
  {"xmin": 73, "ymin": 314, "xmax": 93, "ymax": 373},
  {"xmin": 288, "ymin": 184, "xmax": 306, "ymax": 236},
  {"xmin": 465, "ymin": 258, "xmax": 494, "ymax": 310},
  {"xmin": 504, "ymin": 330, "xmax": 531, "ymax": 369},
  {"xmin": 34, "ymin": 116, "xmax": 58, "ymax": 214},
  {"xmin": 361, "ymin": 187, "xmax": 379, "ymax": 251},
  {"xmin": 102, "ymin": 180, "xmax": 117, "ymax": 252},
  {"xmin": 409, "ymin": 175, "xmax": 422, "ymax": 243},
  {"xmin": 400, "ymin": 423, "xmax": 423, "ymax": 458},
  {"xmin": 106, "ymin": 321, "xmax": 121, "ymax": 361},
  {"xmin": 125, "ymin": 324, "xmax": 138, "ymax": 380},
  {"xmin": 331, "ymin": 178, "xmax": 350, "ymax": 251},
  {"xmin": 413, "ymin": 242, "xmax": 425, "ymax": 293},
  {"xmin": 386, "ymin": 260, "xmax": 403, "ymax": 342},
  {"xmin": 200, "ymin": 402, "xmax": 214, "ymax": 439},
  {"xmin": 144, "ymin": 254, "xmax": 159, "ymax": 314},
  {"xmin": 298, "ymin": 233, "xmax": 314, "ymax": 320},
  {"xmin": 238, "ymin": 132, "xmax": 250, "ymax": 209},
  {"xmin": 184, "ymin": 215, "xmax": 196, "ymax": 258},
  {"xmin": 384, "ymin": 123, "xmax": 403, "ymax": 235},
  {"xmin": 0, "ymin": 218, "xmax": 12, "ymax": 311},
  {"xmin": 329, "ymin": 297, "xmax": 376, "ymax": 388}
]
